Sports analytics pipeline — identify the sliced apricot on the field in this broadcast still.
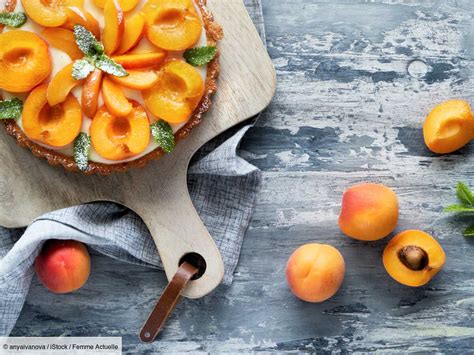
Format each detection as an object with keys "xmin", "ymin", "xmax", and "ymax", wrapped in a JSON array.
[
  {"xmin": 23, "ymin": 84, "xmax": 82, "ymax": 147},
  {"xmin": 0, "ymin": 31, "xmax": 51, "ymax": 93},
  {"xmin": 21, "ymin": 0, "xmax": 83, "ymax": 27},
  {"xmin": 383, "ymin": 230, "xmax": 446, "ymax": 287},
  {"xmin": 102, "ymin": 77, "xmax": 133, "ymax": 117},
  {"xmin": 63, "ymin": 7, "xmax": 101, "ymax": 39},
  {"xmin": 112, "ymin": 52, "xmax": 166, "ymax": 69},
  {"xmin": 103, "ymin": 0, "xmax": 124, "ymax": 55},
  {"xmin": 116, "ymin": 12, "xmax": 145, "ymax": 55},
  {"xmin": 92, "ymin": 0, "xmax": 139, "ymax": 12},
  {"xmin": 143, "ymin": 60, "xmax": 204, "ymax": 123},
  {"xmin": 109, "ymin": 69, "xmax": 159, "ymax": 90},
  {"xmin": 90, "ymin": 104, "xmax": 150, "ymax": 161},
  {"xmin": 82, "ymin": 69, "xmax": 103, "ymax": 118},
  {"xmin": 144, "ymin": 0, "xmax": 202, "ymax": 51},
  {"xmin": 41, "ymin": 28, "xmax": 83, "ymax": 61},
  {"xmin": 47, "ymin": 63, "xmax": 83, "ymax": 106}
]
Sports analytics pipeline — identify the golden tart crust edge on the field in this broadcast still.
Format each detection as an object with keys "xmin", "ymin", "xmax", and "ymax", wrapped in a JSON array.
[{"xmin": 1, "ymin": 0, "xmax": 223, "ymax": 175}]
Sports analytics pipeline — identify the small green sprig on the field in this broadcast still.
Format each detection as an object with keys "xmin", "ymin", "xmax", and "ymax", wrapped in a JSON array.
[
  {"xmin": 72, "ymin": 25, "xmax": 127, "ymax": 80},
  {"xmin": 0, "ymin": 12, "xmax": 27, "ymax": 28},
  {"xmin": 73, "ymin": 133, "xmax": 91, "ymax": 172},
  {"xmin": 0, "ymin": 97, "xmax": 23, "ymax": 120},
  {"xmin": 151, "ymin": 120, "xmax": 175, "ymax": 153},
  {"xmin": 184, "ymin": 46, "xmax": 217, "ymax": 66},
  {"xmin": 444, "ymin": 182, "xmax": 474, "ymax": 237}
]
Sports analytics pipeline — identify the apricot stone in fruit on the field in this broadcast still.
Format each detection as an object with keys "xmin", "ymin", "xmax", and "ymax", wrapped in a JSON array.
[
  {"xmin": 339, "ymin": 183, "xmax": 399, "ymax": 241},
  {"xmin": 423, "ymin": 100, "xmax": 474, "ymax": 154},
  {"xmin": 34, "ymin": 240, "xmax": 91, "ymax": 294},
  {"xmin": 286, "ymin": 244, "xmax": 345, "ymax": 303},
  {"xmin": 383, "ymin": 230, "xmax": 446, "ymax": 287}
]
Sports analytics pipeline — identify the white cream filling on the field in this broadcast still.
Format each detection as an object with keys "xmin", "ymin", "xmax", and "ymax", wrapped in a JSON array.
[{"xmin": 2, "ymin": 0, "xmax": 208, "ymax": 165}]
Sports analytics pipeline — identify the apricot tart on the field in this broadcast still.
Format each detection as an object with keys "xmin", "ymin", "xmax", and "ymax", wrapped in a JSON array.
[{"xmin": 0, "ymin": 0, "xmax": 222, "ymax": 174}]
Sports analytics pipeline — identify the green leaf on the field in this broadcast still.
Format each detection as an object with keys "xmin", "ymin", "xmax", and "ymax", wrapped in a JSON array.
[
  {"xmin": 444, "ymin": 204, "xmax": 474, "ymax": 213},
  {"xmin": 151, "ymin": 121, "xmax": 175, "ymax": 153},
  {"xmin": 464, "ymin": 225, "xmax": 474, "ymax": 237},
  {"xmin": 95, "ymin": 55, "xmax": 128, "ymax": 77},
  {"xmin": 74, "ymin": 133, "xmax": 91, "ymax": 172},
  {"xmin": 456, "ymin": 182, "xmax": 474, "ymax": 207},
  {"xmin": 0, "ymin": 12, "xmax": 27, "ymax": 28},
  {"xmin": 183, "ymin": 46, "xmax": 217, "ymax": 66},
  {"xmin": 0, "ymin": 97, "xmax": 23, "ymax": 120},
  {"xmin": 72, "ymin": 59, "xmax": 95, "ymax": 80},
  {"xmin": 73, "ymin": 25, "xmax": 103, "ymax": 57}
]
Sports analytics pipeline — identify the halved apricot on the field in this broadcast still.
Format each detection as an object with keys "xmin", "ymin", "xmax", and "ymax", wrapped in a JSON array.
[
  {"xmin": 41, "ymin": 28, "xmax": 83, "ymax": 61},
  {"xmin": 143, "ymin": 60, "xmax": 204, "ymax": 123},
  {"xmin": 92, "ymin": 0, "xmax": 139, "ymax": 12},
  {"xmin": 63, "ymin": 7, "xmax": 101, "ymax": 39},
  {"xmin": 21, "ymin": 0, "xmax": 83, "ymax": 27},
  {"xmin": 82, "ymin": 69, "xmax": 103, "ymax": 118},
  {"xmin": 102, "ymin": 77, "xmax": 133, "ymax": 117},
  {"xmin": 0, "ymin": 31, "xmax": 52, "ymax": 93},
  {"xmin": 116, "ymin": 12, "xmax": 145, "ymax": 54},
  {"xmin": 103, "ymin": 0, "xmax": 124, "ymax": 55},
  {"xmin": 144, "ymin": 0, "xmax": 202, "ymax": 51},
  {"xmin": 47, "ymin": 63, "xmax": 84, "ymax": 106},
  {"xmin": 90, "ymin": 104, "xmax": 150, "ymax": 161},
  {"xmin": 109, "ymin": 69, "xmax": 159, "ymax": 90},
  {"xmin": 112, "ymin": 52, "xmax": 166, "ymax": 69},
  {"xmin": 23, "ymin": 84, "xmax": 82, "ymax": 147}
]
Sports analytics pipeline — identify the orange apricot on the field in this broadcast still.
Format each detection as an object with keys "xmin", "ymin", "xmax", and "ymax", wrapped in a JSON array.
[
  {"xmin": 21, "ymin": 0, "xmax": 83, "ymax": 27},
  {"xmin": 92, "ymin": 0, "xmax": 139, "ymax": 12},
  {"xmin": 383, "ymin": 230, "xmax": 446, "ymax": 287},
  {"xmin": 103, "ymin": 0, "xmax": 124, "ymax": 55},
  {"xmin": 109, "ymin": 69, "xmax": 159, "ymax": 90},
  {"xmin": 0, "ymin": 31, "xmax": 52, "ymax": 93},
  {"xmin": 82, "ymin": 69, "xmax": 103, "ymax": 118},
  {"xmin": 116, "ymin": 12, "xmax": 145, "ymax": 54},
  {"xmin": 144, "ymin": 0, "xmax": 202, "ymax": 51},
  {"xmin": 102, "ymin": 77, "xmax": 133, "ymax": 117},
  {"xmin": 143, "ymin": 60, "xmax": 204, "ymax": 123},
  {"xmin": 41, "ymin": 28, "xmax": 83, "ymax": 61},
  {"xmin": 286, "ymin": 244, "xmax": 345, "ymax": 303},
  {"xmin": 339, "ymin": 183, "xmax": 399, "ymax": 241},
  {"xmin": 112, "ymin": 51, "xmax": 167, "ymax": 69},
  {"xmin": 90, "ymin": 104, "xmax": 151, "ymax": 161},
  {"xmin": 423, "ymin": 100, "xmax": 474, "ymax": 154},
  {"xmin": 35, "ymin": 240, "xmax": 90, "ymax": 294},
  {"xmin": 23, "ymin": 84, "xmax": 82, "ymax": 147},
  {"xmin": 47, "ymin": 63, "xmax": 84, "ymax": 106},
  {"xmin": 63, "ymin": 7, "xmax": 101, "ymax": 39}
]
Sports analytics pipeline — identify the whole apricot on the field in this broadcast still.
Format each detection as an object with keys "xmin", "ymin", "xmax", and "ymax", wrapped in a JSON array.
[
  {"xmin": 286, "ymin": 244, "xmax": 345, "ymax": 303},
  {"xmin": 383, "ymin": 230, "xmax": 445, "ymax": 287},
  {"xmin": 423, "ymin": 100, "xmax": 474, "ymax": 154},
  {"xmin": 34, "ymin": 240, "xmax": 91, "ymax": 294},
  {"xmin": 339, "ymin": 183, "xmax": 399, "ymax": 241}
]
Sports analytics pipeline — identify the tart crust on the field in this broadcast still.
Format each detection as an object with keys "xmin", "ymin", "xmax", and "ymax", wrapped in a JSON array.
[{"xmin": 1, "ymin": 0, "xmax": 223, "ymax": 175}]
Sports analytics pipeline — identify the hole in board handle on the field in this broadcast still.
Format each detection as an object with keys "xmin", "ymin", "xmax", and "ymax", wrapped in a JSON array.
[{"xmin": 179, "ymin": 252, "xmax": 207, "ymax": 280}]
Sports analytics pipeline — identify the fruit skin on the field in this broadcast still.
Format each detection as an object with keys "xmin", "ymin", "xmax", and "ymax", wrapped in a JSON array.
[
  {"xmin": 144, "ymin": 0, "xmax": 202, "ymax": 51},
  {"xmin": 82, "ymin": 69, "xmax": 103, "ymax": 118},
  {"xmin": 143, "ymin": 60, "xmax": 204, "ymax": 123},
  {"xmin": 92, "ymin": 0, "xmax": 139, "ymax": 12},
  {"xmin": 102, "ymin": 77, "xmax": 133, "ymax": 117},
  {"xmin": 62, "ymin": 6, "xmax": 101, "ymax": 39},
  {"xmin": 339, "ymin": 183, "xmax": 399, "ymax": 241},
  {"xmin": 383, "ymin": 230, "xmax": 446, "ymax": 287},
  {"xmin": 103, "ymin": 0, "xmax": 125, "ymax": 55},
  {"xmin": 116, "ymin": 12, "xmax": 145, "ymax": 54},
  {"xmin": 423, "ymin": 100, "xmax": 474, "ymax": 154},
  {"xmin": 21, "ymin": 0, "xmax": 83, "ymax": 27},
  {"xmin": 41, "ymin": 28, "xmax": 84, "ymax": 61},
  {"xmin": 286, "ymin": 244, "xmax": 345, "ymax": 303},
  {"xmin": 47, "ymin": 63, "xmax": 84, "ymax": 106},
  {"xmin": 34, "ymin": 240, "xmax": 90, "ymax": 294},
  {"xmin": 112, "ymin": 51, "xmax": 167, "ymax": 69},
  {"xmin": 90, "ymin": 103, "xmax": 151, "ymax": 161},
  {"xmin": 109, "ymin": 69, "xmax": 159, "ymax": 90},
  {"xmin": 23, "ymin": 84, "xmax": 83, "ymax": 147},
  {"xmin": 0, "ymin": 30, "xmax": 52, "ymax": 93}
]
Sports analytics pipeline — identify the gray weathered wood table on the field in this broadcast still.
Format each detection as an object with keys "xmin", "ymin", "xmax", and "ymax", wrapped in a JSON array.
[{"xmin": 11, "ymin": 0, "xmax": 474, "ymax": 352}]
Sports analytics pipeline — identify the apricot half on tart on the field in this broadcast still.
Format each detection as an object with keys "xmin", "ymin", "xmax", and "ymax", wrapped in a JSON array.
[
  {"xmin": 0, "ymin": 30, "xmax": 52, "ymax": 93},
  {"xmin": 143, "ymin": 60, "xmax": 205, "ymax": 123},
  {"xmin": 21, "ymin": 0, "xmax": 83, "ymax": 28},
  {"xmin": 90, "ymin": 104, "xmax": 150, "ymax": 161},
  {"xmin": 23, "ymin": 84, "xmax": 83, "ymax": 147},
  {"xmin": 383, "ymin": 230, "xmax": 446, "ymax": 287}
]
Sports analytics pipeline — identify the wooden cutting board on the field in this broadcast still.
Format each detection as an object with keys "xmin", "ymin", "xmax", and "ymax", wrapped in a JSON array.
[{"xmin": 0, "ymin": 0, "xmax": 276, "ymax": 299}]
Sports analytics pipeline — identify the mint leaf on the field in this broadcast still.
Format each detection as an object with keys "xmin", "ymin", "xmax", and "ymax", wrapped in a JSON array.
[
  {"xmin": 95, "ymin": 55, "xmax": 128, "ymax": 77},
  {"xmin": 151, "ymin": 121, "xmax": 175, "ymax": 153},
  {"xmin": 72, "ymin": 59, "xmax": 95, "ymax": 80},
  {"xmin": 184, "ymin": 46, "xmax": 217, "ymax": 66},
  {"xmin": 464, "ymin": 225, "xmax": 474, "ymax": 237},
  {"xmin": 444, "ymin": 204, "xmax": 474, "ymax": 213},
  {"xmin": 0, "ymin": 12, "xmax": 27, "ymax": 28},
  {"xmin": 73, "ymin": 25, "xmax": 103, "ymax": 57},
  {"xmin": 456, "ymin": 182, "xmax": 474, "ymax": 207},
  {"xmin": 74, "ymin": 133, "xmax": 91, "ymax": 172},
  {"xmin": 0, "ymin": 97, "xmax": 23, "ymax": 119}
]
